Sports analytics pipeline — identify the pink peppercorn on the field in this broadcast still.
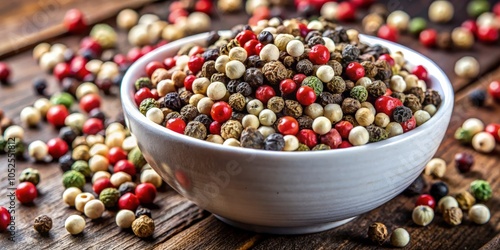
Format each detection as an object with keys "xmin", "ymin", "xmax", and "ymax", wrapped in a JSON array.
[
  {"xmin": 114, "ymin": 160, "xmax": 137, "ymax": 177},
  {"xmin": 145, "ymin": 61, "xmax": 164, "ymax": 77},
  {"xmin": 108, "ymin": 147, "xmax": 128, "ymax": 165},
  {"xmin": 309, "ymin": 44, "xmax": 330, "ymax": 65},
  {"xmin": 377, "ymin": 25, "xmax": 399, "ymax": 42},
  {"xmin": 335, "ymin": 121, "xmax": 354, "ymax": 139},
  {"xmin": 134, "ymin": 87, "xmax": 154, "ymax": 106},
  {"xmin": 166, "ymin": 118, "xmax": 186, "ymax": 134},
  {"xmin": 412, "ymin": 65, "xmax": 429, "ymax": 81},
  {"xmin": 135, "ymin": 183, "xmax": 157, "ymax": 204},
  {"xmin": 188, "ymin": 56, "xmax": 205, "ymax": 74},
  {"xmin": 93, "ymin": 178, "xmax": 114, "ymax": 195},
  {"xmin": 82, "ymin": 118, "xmax": 104, "ymax": 135},
  {"xmin": 118, "ymin": 193, "xmax": 140, "ymax": 211},
  {"xmin": 345, "ymin": 62, "xmax": 365, "ymax": 81}
]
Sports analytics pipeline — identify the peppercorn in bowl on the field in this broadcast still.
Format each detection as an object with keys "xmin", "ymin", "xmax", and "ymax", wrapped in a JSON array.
[{"xmin": 121, "ymin": 26, "xmax": 453, "ymax": 234}]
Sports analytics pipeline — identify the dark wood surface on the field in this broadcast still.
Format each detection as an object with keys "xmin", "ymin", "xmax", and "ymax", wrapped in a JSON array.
[{"xmin": 0, "ymin": 1, "xmax": 499, "ymax": 249}]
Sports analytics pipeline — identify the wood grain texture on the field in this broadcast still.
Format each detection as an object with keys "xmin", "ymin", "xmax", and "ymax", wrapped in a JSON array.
[{"xmin": 0, "ymin": 0, "xmax": 499, "ymax": 249}]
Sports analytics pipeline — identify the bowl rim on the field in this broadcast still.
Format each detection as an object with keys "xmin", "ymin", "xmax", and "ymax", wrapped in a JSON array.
[{"xmin": 121, "ymin": 31, "xmax": 454, "ymax": 157}]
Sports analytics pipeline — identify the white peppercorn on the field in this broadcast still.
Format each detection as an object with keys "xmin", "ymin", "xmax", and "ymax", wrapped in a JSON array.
[
  {"xmin": 207, "ymin": 82, "xmax": 227, "ymax": 101},
  {"xmin": 424, "ymin": 158, "xmax": 447, "ymax": 178},
  {"xmin": 117, "ymin": 9, "xmax": 138, "ymax": 30},
  {"xmin": 462, "ymin": 118, "xmax": 484, "ymax": 136},
  {"xmin": 455, "ymin": 56, "xmax": 480, "ymax": 78},
  {"xmin": 412, "ymin": 205, "xmax": 434, "ymax": 226},
  {"xmin": 215, "ymin": 55, "xmax": 230, "ymax": 73},
  {"xmin": 89, "ymin": 143, "xmax": 109, "ymax": 157},
  {"xmin": 116, "ymin": 209, "xmax": 136, "ymax": 229},
  {"xmin": 356, "ymin": 77, "xmax": 372, "ymax": 88},
  {"xmin": 424, "ymin": 104, "xmax": 437, "ymax": 116},
  {"xmin": 206, "ymin": 134, "xmax": 224, "ymax": 144},
  {"xmin": 286, "ymin": 40, "xmax": 305, "ymax": 57},
  {"xmin": 321, "ymin": 2, "xmax": 339, "ymax": 20},
  {"xmin": 63, "ymin": 187, "xmax": 82, "ymax": 207},
  {"xmin": 197, "ymin": 97, "xmax": 214, "ymax": 115},
  {"xmin": 84, "ymin": 199, "xmax": 105, "ymax": 219},
  {"xmin": 65, "ymin": 113, "xmax": 86, "ymax": 131},
  {"xmin": 33, "ymin": 42, "xmax": 51, "ymax": 60},
  {"xmin": 348, "ymin": 126, "xmax": 369, "ymax": 146},
  {"xmin": 316, "ymin": 65, "xmax": 335, "ymax": 83},
  {"xmin": 33, "ymin": 98, "xmax": 52, "ymax": 117},
  {"xmin": 242, "ymin": 114, "xmax": 260, "ymax": 129},
  {"xmin": 246, "ymin": 99, "xmax": 264, "ymax": 116},
  {"xmin": 323, "ymin": 104, "xmax": 343, "ymax": 123},
  {"xmin": 390, "ymin": 228, "xmax": 410, "ymax": 248},
  {"xmin": 258, "ymin": 126, "xmax": 275, "ymax": 138},
  {"xmin": 346, "ymin": 29, "xmax": 360, "ymax": 43},
  {"xmin": 429, "ymin": 0, "xmax": 454, "ymax": 23},
  {"xmin": 65, "ymin": 215, "xmax": 86, "ymax": 235},
  {"xmin": 438, "ymin": 195, "xmax": 459, "ymax": 213},
  {"xmin": 451, "ymin": 27, "xmax": 474, "ymax": 49},
  {"xmin": 89, "ymin": 155, "xmax": 109, "ymax": 172},
  {"xmin": 375, "ymin": 113, "xmax": 390, "ymax": 128},
  {"xmin": 472, "ymin": 132, "xmax": 496, "ymax": 153},
  {"xmin": 322, "ymin": 37, "xmax": 335, "ymax": 52},
  {"xmin": 387, "ymin": 10, "xmax": 410, "ymax": 31},
  {"xmin": 156, "ymin": 79, "xmax": 176, "ymax": 97},
  {"xmin": 28, "ymin": 140, "xmax": 48, "ymax": 161},
  {"xmin": 186, "ymin": 12, "xmax": 211, "ymax": 34},
  {"xmin": 304, "ymin": 103, "xmax": 324, "ymax": 119},
  {"xmin": 76, "ymin": 82, "xmax": 99, "ymax": 100},
  {"xmin": 258, "ymin": 109, "xmax": 277, "ymax": 126},
  {"xmin": 312, "ymin": 116, "xmax": 332, "ymax": 135},
  {"xmin": 386, "ymin": 122, "xmax": 403, "ymax": 137},
  {"xmin": 468, "ymin": 204, "xmax": 490, "ymax": 224},
  {"xmin": 75, "ymin": 192, "xmax": 95, "ymax": 212},
  {"xmin": 260, "ymin": 44, "xmax": 280, "ymax": 61},
  {"xmin": 141, "ymin": 169, "xmax": 162, "ymax": 188},
  {"xmin": 4, "ymin": 125, "xmax": 24, "ymax": 140},
  {"xmin": 146, "ymin": 107, "xmax": 164, "ymax": 124},
  {"xmin": 225, "ymin": 60, "xmax": 246, "ymax": 79},
  {"xmin": 110, "ymin": 172, "xmax": 132, "ymax": 187},
  {"xmin": 229, "ymin": 47, "xmax": 247, "ymax": 63},
  {"xmin": 355, "ymin": 108, "xmax": 374, "ymax": 127},
  {"xmin": 223, "ymin": 138, "xmax": 241, "ymax": 147},
  {"xmin": 307, "ymin": 20, "xmax": 323, "ymax": 31},
  {"xmin": 390, "ymin": 75, "xmax": 406, "ymax": 93},
  {"xmin": 414, "ymin": 110, "xmax": 431, "ymax": 126},
  {"xmin": 284, "ymin": 135, "xmax": 299, "ymax": 151},
  {"xmin": 20, "ymin": 107, "xmax": 41, "ymax": 127}
]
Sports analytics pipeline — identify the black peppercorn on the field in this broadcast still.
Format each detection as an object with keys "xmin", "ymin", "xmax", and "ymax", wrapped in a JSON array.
[
  {"xmin": 202, "ymin": 49, "xmax": 219, "ymax": 61},
  {"xmin": 296, "ymin": 59, "xmax": 314, "ymax": 75},
  {"xmin": 162, "ymin": 92, "xmax": 182, "ymax": 111},
  {"xmin": 258, "ymin": 31, "xmax": 274, "ymax": 44},
  {"xmin": 180, "ymin": 104, "xmax": 199, "ymax": 122},
  {"xmin": 201, "ymin": 61, "xmax": 217, "ymax": 79},
  {"xmin": 430, "ymin": 181, "xmax": 449, "ymax": 201},
  {"xmin": 341, "ymin": 98, "xmax": 361, "ymax": 114},
  {"xmin": 342, "ymin": 44, "xmax": 360, "ymax": 62},
  {"xmin": 59, "ymin": 126, "xmax": 79, "ymax": 146},
  {"xmin": 33, "ymin": 78, "xmax": 48, "ymax": 96},
  {"xmin": 284, "ymin": 100, "xmax": 303, "ymax": 118},
  {"xmin": 468, "ymin": 89, "xmax": 487, "ymax": 107},
  {"xmin": 179, "ymin": 90, "xmax": 194, "ymax": 106},
  {"xmin": 184, "ymin": 121, "xmax": 207, "ymax": 140},
  {"xmin": 211, "ymin": 73, "xmax": 229, "ymax": 84},
  {"xmin": 305, "ymin": 31, "xmax": 322, "ymax": 43},
  {"xmin": 59, "ymin": 153, "xmax": 75, "ymax": 173},
  {"xmin": 404, "ymin": 94, "xmax": 422, "ymax": 114},
  {"xmin": 119, "ymin": 182, "xmax": 137, "ymax": 196},
  {"xmin": 264, "ymin": 133, "xmax": 285, "ymax": 151},
  {"xmin": 297, "ymin": 115, "xmax": 314, "ymax": 130},
  {"xmin": 403, "ymin": 175, "xmax": 427, "ymax": 196},
  {"xmin": 226, "ymin": 80, "xmax": 239, "ymax": 94},
  {"xmin": 407, "ymin": 87, "xmax": 425, "ymax": 103},
  {"xmin": 136, "ymin": 207, "xmax": 152, "ymax": 218},
  {"xmin": 236, "ymin": 82, "xmax": 253, "ymax": 96},
  {"xmin": 391, "ymin": 92, "xmax": 406, "ymax": 103},
  {"xmin": 246, "ymin": 55, "xmax": 265, "ymax": 68},
  {"xmin": 240, "ymin": 127, "xmax": 265, "ymax": 149},
  {"xmin": 424, "ymin": 89, "xmax": 442, "ymax": 106},
  {"xmin": 308, "ymin": 36, "xmax": 325, "ymax": 47},
  {"xmin": 335, "ymin": 27, "xmax": 350, "ymax": 43},
  {"xmin": 89, "ymin": 108, "xmax": 106, "ymax": 121},
  {"xmin": 206, "ymin": 31, "xmax": 220, "ymax": 46},
  {"xmin": 366, "ymin": 80, "xmax": 387, "ymax": 97},
  {"xmin": 193, "ymin": 114, "xmax": 213, "ymax": 130},
  {"xmin": 392, "ymin": 106, "xmax": 412, "ymax": 123},
  {"xmin": 244, "ymin": 68, "xmax": 264, "ymax": 88},
  {"xmin": 231, "ymin": 112, "xmax": 245, "ymax": 122}
]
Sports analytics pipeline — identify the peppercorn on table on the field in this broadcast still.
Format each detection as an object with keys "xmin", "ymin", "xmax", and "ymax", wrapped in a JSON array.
[{"xmin": 0, "ymin": 0, "xmax": 500, "ymax": 249}]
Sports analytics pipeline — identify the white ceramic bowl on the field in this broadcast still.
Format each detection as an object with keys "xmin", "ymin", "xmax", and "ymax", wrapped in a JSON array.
[{"xmin": 121, "ymin": 32, "xmax": 454, "ymax": 234}]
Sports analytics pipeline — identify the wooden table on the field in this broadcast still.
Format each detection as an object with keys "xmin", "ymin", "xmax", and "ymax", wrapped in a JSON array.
[{"xmin": 0, "ymin": 1, "xmax": 499, "ymax": 249}]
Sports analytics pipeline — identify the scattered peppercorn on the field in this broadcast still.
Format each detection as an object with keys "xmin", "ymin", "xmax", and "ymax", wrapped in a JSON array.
[
  {"xmin": 367, "ymin": 222, "xmax": 388, "ymax": 245},
  {"xmin": 34, "ymin": 215, "xmax": 52, "ymax": 234},
  {"xmin": 99, "ymin": 187, "xmax": 120, "ymax": 208},
  {"xmin": 469, "ymin": 179, "xmax": 492, "ymax": 202},
  {"xmin": 132, "ymin": 215, "xmax": 155, "ymax": 238}
]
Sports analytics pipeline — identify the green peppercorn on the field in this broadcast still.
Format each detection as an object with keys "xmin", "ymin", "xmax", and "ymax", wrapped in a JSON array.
[
  {"xmin": 301, "ymin": 76, "xmax": 324, "ymax": 96},
  {"xmin": 19, "ymin": 168, "xmax": 40, "ymax": 186},
  {"xmin": 454, "ymin": 127, "xmax": 473, "ymax": 144},
  {"xmin": 128, "ymin": 147, "xmax": 147, "ymax": 170},
  {"xmin": 296, "ymin": 143, "xmax": 310, "ymax": 151},
  {"xmin": 366, "ymin": 125, "xmax": 389, "ymax": 142},
  {"xmin": 135, "ymin": 77, "xmax": 153, "ymax": 90},
  {"xmin": 467, "ymin": 0, "xmax": 490, "ymax": 18},
  {"xmin": 408, "ymin": 17, "xmax": 427, "ymax": 35},
  {"xmin": 312, "ymin": 144, "xmax": 330, "ymax": 150},
  {"xmin": 469, "ymin": 180, "xmax": 492, "ymax": 202},
  {"xmin": 50, "ymin": 92, "xmax": 75, "ymax": 109},
  {"xmin": 350, "ymin": 86, "xmax": 368, "ymax": 103},
  {"xmin": 62, "ymin": 170, "xmax": 86, "ymax": 189},
  {"xmin": 139, "ymin": 98, "xmax": 160, "ymax": 115},
  {"xmin": 71, "ymin": 160, "xmax": 92, "ymax": 178},
  {"xmin": 99, "ymin": 187, "xmax": 120, "ymax": 208}
]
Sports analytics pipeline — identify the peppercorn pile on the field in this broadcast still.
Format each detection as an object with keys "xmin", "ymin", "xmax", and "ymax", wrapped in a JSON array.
[{"xmin": 133, "ymin": 17, "xmax": 441, "ymax": 151}]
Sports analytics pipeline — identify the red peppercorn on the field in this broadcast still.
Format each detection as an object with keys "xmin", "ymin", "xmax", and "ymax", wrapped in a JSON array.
[
  {"xmin": 141, "ymin": 45, "xmax": 155, "ymax": 55},
  {"xmin": 113, "ymin": 54, "xmax": 128, "ymax": 66},
  {"xmin": 134, "ymin": 87, "xmax": 155, "ymax": 106},
  {"xmin": 253, "ymin": 6, "xmax": 270, "ymax": 20},
  {"xmin": 400, "ymin": 116, "xmax": 416, "ymax": 133},
  {"xmin": 477, "ymin": 26, "xmax": 498, "ymax": 43},
  {"xmin": 236, "ymin": 30, "xmax": 258, "ymax": 47},
  {"xmin": 46, "ymin": 105, "xmax": 70, "ymax": 127},
  {"xmin": 254, "ymin": 42, "xmax": 264, "ymax": 55},
  {"xmin": 127, "ymin": 47, "xmax": 143, "ymax": 62},
  {"xmin": 108, "ymin": 147, "xmax": 128, "ymax": 165},
  {"xmin": 189, "ymin": 46, "xmax": 205, "ymax": 56},
  {"xmin": 309, "ymin": 44, "xmax": 330, "ymax": 65},
  {"xmin": 350, "ymin": 0, "xmax": 375, "ymax": 8},
  {"xmin": 163, "ymin": 57, "xmax": 176, "ymax": 70},
  {"xmin": 488, "ymin": 80, "xmax": 500, "ymax": 101},
  {"xmin": 195, "ymin": 0, "xmax": 213, "ymax": 14},
  {"xmin": 53, "ymin": 62, "xmax": 72, "ymax": 81},
  {"xmin": 419, "ymin": 29, "xmax": 437, "ymax": 47},
  {"xmin": 0, "ymin": 207, "xmax": 10, "ymax": 232},
  {"xmin": 277, "ymin": 116, "xmax": 299, "ymax": 135},
  {"xmin": 114, "ymin": 159, "xmax": 137, "ymax": 177},
  {"xmin": 377, "ymin": 25, "xmax": 399, "ymax": 42},
  {"xmin": 70, "ymin": 56, "xmax": 89, "ymax": 80},
  {"xmin": 244, "ymin": 39, "xmax": 259, "ymax": 56},
  {"xmin": 296, "ymin": 129, "xmax": 318, "ymax": 148},
  {"xmin": 166, "ymin": 118, "xmax": 186, "ymax": 134},
  {"xmin": 298, "ymin": 23, "xmax": 309, "ymax": 37},
  {"xmin": 79, "ymin": 93, "xmax": 101, "ymax": 113},
  {"xmin": 145, "ymin": 61, "xmax": 164, "ymax": 77},
  {"xmin": 309, "ymin": 0, "xmax": 331, "ymax": 10},
  {"xmin": 63, "ymin": 9, "xmax": 87, "ymax": 33},
  {"xmin": 485, "ymin": 123, "xmax": 500, "ymax": 142},
  {"xmin": 188, "ymin": 56, "xmax": 205, "ymax": 74},
  {"xmin": 16, "ymin": 182, "xmax": 38, "ymax": 204},
  {"xmin": 494, "ymin": 2, "xmax": 500, "ymax": 16},
  {"xmin": 118, "ymin": 193, "xmax": 140, "ymax": 211},
  {"xmin": 0, "ymin": 62, "xmax": 11, "ymax": 83},
  {"xmin": 209, "ymin": 121, "xmax": 222, "ymax": 135},
  {"xmin": 335, "ymin": 121, "xmax": 354, "ymax": 139},
  {"xmin": 47, "ymin": 138, "xmax": 69, "ymax": 159},
  {"xmin": 345, "ymin": 62, "xmax": 365, "ymax": 81},
  {"xmin": 412, "ymin": 65, "xmax": 429, "ymax": 81},
  {"xmin": 320, "ymin": 129, "xmax": 342, "ymax": 149},
  {"xmin": 169, "ymin": 1, "xmax": 185, "ymax": 12},
  {"xmin": 183, "ymin": 75, "xmax": 196, "ymax": 92},
  {"xmin": 211, "ymin": 101, "xmax": 233, "ymax": 123},
  {"xmin": 93, "ymin": 178, "xmax": 114, "ymax": 195},
  {"xmin": 338, "ymin": 140, "xmax": 353, "ymax": 148},
  {"xmin": 279, "ymin": 79, "xmax": 297, "ymax": 96},
  {"xmin": 454, "ymin": 152, "xmax": 474, "ymax": 173},
  {"xmin": 415, "ymin": 194, "xmax": 435, "ymax": 209},
  {"xmin": 135, "ymin": 183, "xmax": 157, "ymax": 204},
  {"xmin": 378, "ymin": 54, "xmax": 395, "ymax": 67},
  {"xmin": 80, "ymin": 37, "xmax": 102, "ymax": 56},
  {"xmin": 296, "ymin": 86, "xmax": 317, "ymax": 106},
  {"xmin": 375, "ymin": 96, "xmax": 403, "ymax": 116},
  {"xmin": 255, "ymin": 85, "xmax": 276, "ymax": 104},
  {"xmin": 82, "ymin": 118, "xmax": 104, "ymax": 135},
  {"xmin": 169, "ymin": 8, "xmax": 189, "ymax": 24},
  {"xmin": 337, "ymin": 2, "xmax": 356, "ymax": 21},
  {"xmin": 292, "ymin": 74, "xmax": 307, "ymax": 85},
  {"xmin": 461, "ymin": 20, "xmax": 478, "ymax": 36}
]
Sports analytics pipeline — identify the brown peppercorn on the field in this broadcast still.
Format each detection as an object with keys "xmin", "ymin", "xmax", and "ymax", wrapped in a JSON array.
[
  {"xmin": 456, "ymin": 191, "xmax": 476, "ymax": 210},
  {"xmin": 342, "ymin": 98, "xmax": 361, "ymax": 114},
  {"xmin": 297, "ymin": 115, "xmax": 314, "ymax": 130},
  {"xmin": 366, "ymin": 124, "xmax": 388, "ymax": 142},
  {"xmin": 404, "ymin": 94, "xmax": 422, "ymax": 113},
  {"xmin": 283, "ymin": 55, "xmax": 296, "ymax": 68},
  {"xmin": 221, "ymin": 120, "xmax": 243, "ymax": 140},
  {"xmin": 132, "ymin": 215, "xmax": 155, "ymax": 238},
  {"xmin": 228, "ymin": 93, "xmax": 246, "ymax": 112},
  {"xmin": 34, "ymin": 215, "xmax": 52, "ymax": 234},
  {"xmin": 443, "ymin": 207, "xmax": 463, "ymax": 226},
  {"xmin": 407, "ymin": 87, "xmax": 425, "ymax": 103},
  {"xmin": 178, "ymin": 90, "xmax": 194, "ymax": 106},
  {"xmin": 262, "ymin": 61, "xmax": 288, "ymax": 85},
  {"xmin": 219, "ymin": 39, "xmax": 239, "ymax": 56},
  {"xmin": 246, "ymin": 55, "xmax": 265, "ymax": 68},
  {"xmin": 366, "ymin": 80, "xmax": 387, "ymax": 97},
  {"xmin": 345, "ymin": 80, "xmax": 355, "ymax": 91},
  {"xmin": 424, "ymin": 89, "xmax": 442, "ymax": 106},
  {"xmin": 72, "ymin": 145, "xmax": 90, "ymax": 161},
  {"xmin": 240, "ymin": 127, "xmax": 265, "ymax": 149},
  {"xmin": 368, "ymin": 222, "xmax": 388, "ymax": 245},
  {"xmin": 180, "ymin": 104, "xmax": 199, "ymax": 122},
  {"xmin": 361, "ymin": 61, "xmax": 378, "ymax": 78},
  {"xmin": 151, "ymin": 68, "xmax": 169, "ymax": 86},
  {"xmin": 184, "ymin": 121, "xmax": 207, "ymax": 140},
  {"xmin": 326, "ymin": 76, "xmax": 346, "ymax": 94},
  {"xmin": 165, "ymin": 111, "xmax": 181, "ymax": 121},
  {"xmin": 201, "ymin": 60, "xmax": 217, "ymax": 79},
  {"xmin": 296, "ymin": 59, "xmax": 314, "ymax": 75},
  {"xmin": 343, "ymin": 115, "xmax": 359, "ymax": 127},
  {"xmin": 437, "ymin": 31, "xmax": 452, "ymax": 50},
  {"xmin": 284, "ymin": 100, "xmax": 303, "ymax": 118},
  {"xmin": 391, "ymin": 92, "xmax": 406, "ymax": 103},
  {"xmin": 231, "ymin": 112, "xmax": 245, "ymax": 122},
  {"xmin": 193, "ymin": 114, "xmax": 212, "ymax": 130},
  {"xmin": 318, "ymin": 92, "xmax": 339, "ymax": 106},
  {"xmin": 327, "ymin": 60, "xmax": 343, "ymax": 76},
  {"xmin": 375, "ymin": 60, "xmax": 392, "ymax": 81},
  {"xmin": 211, "ymin": 73, "xmax": 229, "ymax": 84},
  {"xmin": 267, "ymin": 96, "xmax": 285, "ymax": 113},
  {"xmin": 171, "ymin": 70, "xmax": 186, "ymax": 88}
]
